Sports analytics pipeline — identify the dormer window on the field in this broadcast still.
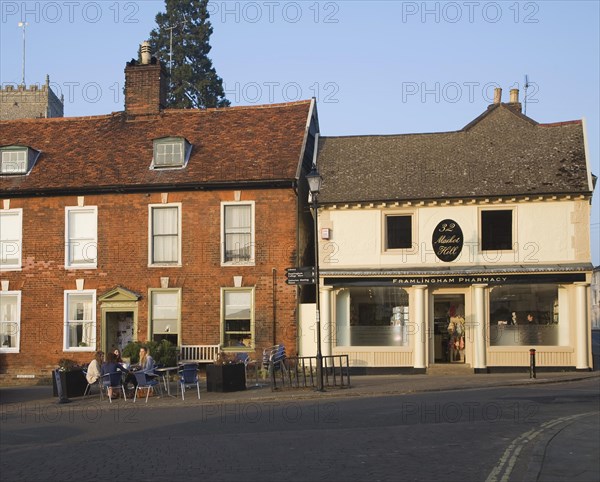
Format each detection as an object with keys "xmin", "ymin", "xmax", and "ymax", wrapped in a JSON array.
[
  {"xmin": 0, "ymin": 146, "xmax": 40, "ymax": 175},
  {"xmin": 152, "ymin": 137, "xmax": 191, "ymax": 169}
]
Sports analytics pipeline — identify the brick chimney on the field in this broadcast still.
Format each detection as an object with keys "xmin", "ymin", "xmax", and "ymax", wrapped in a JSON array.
[
  {"xmin": 493, "ymin": 87, "xmax": 502, "ymax": 104},
  {"xmin": 506, "ymin": 88, "xmax": 522, "ymax": 114},
  {"xmin": 124, "ymin": 41, "xmax": 168, "ymax": 116},
  {"xmin": 488, "ymin": 87, "xmax": 502, "ymax": 110}
]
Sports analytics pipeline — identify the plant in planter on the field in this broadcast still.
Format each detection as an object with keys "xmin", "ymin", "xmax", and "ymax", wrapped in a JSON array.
[
  {"xmin": 53, "ymin": 358, "xmax": 87, "ymax": 397},
  {"xmin": 153, "ymin": 339, "xmax": 177, "ymax": 367},
  {"xmin": 214, "ymin": 351, "xmax": 232, "ymax": 365},
  {"xmin": 57, "ymin": 358, "xmax": 80, "ymax": 372},
  {"xmin": 122, "ymin": 341, "xmax": 144, "ymax": 364},
  {"xmin": 207, "ymin": 352, "xmax": 246, "ymax": 392},
  {"xmin": 122, "ymin": 339, "xmax": 177, "ymax": 367}
]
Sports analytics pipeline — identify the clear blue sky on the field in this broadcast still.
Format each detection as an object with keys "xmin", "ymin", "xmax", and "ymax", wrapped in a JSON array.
[{"xmin": 1, "ymin": 1, "xmax": 598, "ymax": 264}]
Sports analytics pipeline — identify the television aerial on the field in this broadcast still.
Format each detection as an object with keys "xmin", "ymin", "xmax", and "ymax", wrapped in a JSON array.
[
  {"xmin": 17, "ymin": 21, "xmax": 28, "ymax": 85},
  {"xmin": 523, "ymin": 74, "xmax": 530, "ymax": 115}
]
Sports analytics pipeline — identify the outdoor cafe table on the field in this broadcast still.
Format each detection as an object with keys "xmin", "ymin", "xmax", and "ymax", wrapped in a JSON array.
[{"xmin": 154, "ymin": 366, "xmax": 180, "ymax": 398}]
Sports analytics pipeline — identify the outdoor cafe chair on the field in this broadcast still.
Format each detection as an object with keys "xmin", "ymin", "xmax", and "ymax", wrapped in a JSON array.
[
  {"xmin": 178, "ymin": 363, "xmax": 200, "ymax": 400},
  {"xmin": 261, "ymin": 345, "xmax": 288, "ymax": 388},
  {"xmin": 264, "ymin": 345, "xmax": 287, "ymax": 378},
  {"xmin": 132, "ymin": 371, "xmax": 161, "ymax": 403},
  {"xmin": 235, "ymin": 353, "xmax": 260, "ymax": 387},
  {"xmin": 83, "ymin": 368, "xmax": 102, "ymax": 399},
  {"xmin": 101, "ymin": 372, "xmax": 127, "ymax": 403}
]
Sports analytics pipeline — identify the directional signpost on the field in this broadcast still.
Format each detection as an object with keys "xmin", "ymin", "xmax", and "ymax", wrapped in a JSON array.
[{"xmin": 285, "ymin": 267, "xmax": 316, "ymax": 285}]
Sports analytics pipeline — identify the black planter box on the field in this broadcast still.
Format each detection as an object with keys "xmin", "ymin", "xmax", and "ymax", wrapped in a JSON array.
[
  {"xmin": 52, "ymin": 369, "xmax": 88, "ymax": 398},
  {"xmin": 206, "ymin": 363, "xmax": 246, "ymax": 392}
]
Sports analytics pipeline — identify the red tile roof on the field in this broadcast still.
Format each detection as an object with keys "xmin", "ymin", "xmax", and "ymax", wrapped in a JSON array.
[{"xmin": 0, "ymin": 100, "xmax": 313, "ymax": 195}]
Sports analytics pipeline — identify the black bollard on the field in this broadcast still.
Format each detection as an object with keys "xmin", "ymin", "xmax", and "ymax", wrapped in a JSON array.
[
  {"xmin": 54, "ymin": 369, "xmax": 72, "ymax": 404},
  {"xmin": 529, "ymin": 348, "xmax": 536, "ymax": 379}
]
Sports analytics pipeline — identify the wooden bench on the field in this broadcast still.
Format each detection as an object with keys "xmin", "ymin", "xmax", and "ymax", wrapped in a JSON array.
[{"xmin": 178, "ymin": 345, "xmax": 220, "ymax": 364}]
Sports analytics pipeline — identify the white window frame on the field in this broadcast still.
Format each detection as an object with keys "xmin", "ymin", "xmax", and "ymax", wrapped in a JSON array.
[
  {"xmin": 0, "ymin": 208, "xmax": 23, "ymax": 271},
  {"xmin": 65, "ymin": 206, "xmax": 98, "ymax": 269},
  {"xmin": 148, "ymin": 203, "xmax": 183, "ymax": 267},
  {"xmin": 381, "ymin": 211, "xmax": 417, "ymax": 254},
  {"xmin": 220, "ymin": 287, "xmax": 255, "ymax": 350},
  {"xmin": 1, "ymin": 148, "xmax": 27, "ymax": 174},
  {"xmin": 151, "ymin": 137, "xmax": 191, "ymax": 169},
  {"xmin": 148, "ymin": 288, "xmax": 182, "ymax": 344},
  {"xmin": 0, "ymin": 290, "xmax": 21, "ymax": 353},
  {"xmin": 221, "ymin": 201, "xmax": 255, "ymax": 266},
  {"xmin": 0, "ymin": 146, "xmax": 40, "ymax": 176},
  {"xmin": 63, "ymin": 290, "xmax": 96, "ymax": 352}
]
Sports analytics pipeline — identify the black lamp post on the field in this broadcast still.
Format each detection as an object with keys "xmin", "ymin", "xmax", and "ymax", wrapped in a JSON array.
[{"xmin": 306, "ymin": 165, "xmax": 324, "ymax": 391}]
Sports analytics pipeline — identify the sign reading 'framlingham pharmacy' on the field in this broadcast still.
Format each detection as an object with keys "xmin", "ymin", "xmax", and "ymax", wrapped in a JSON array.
[
  {"xmin": 324, "ymin": 273, "xmax": 587, "ymax": 287},
  {"xmin": 432, "ymin": 219, "xmax": 463, "ymax": 262}
]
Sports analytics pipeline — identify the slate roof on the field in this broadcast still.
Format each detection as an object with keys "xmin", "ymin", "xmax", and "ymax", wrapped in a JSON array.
[
  {"xmin": 317, "ymin": 104, "xmax": 592, "ymax": 204},
  {"xmin": 0, "ymin": 100, "xmax": 313, "ymax": 196}
]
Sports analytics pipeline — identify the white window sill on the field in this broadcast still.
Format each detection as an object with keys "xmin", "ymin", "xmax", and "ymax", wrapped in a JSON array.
[
  {"xmin": 0, "ymin": 266, "xmax": 22, "ymax": 271},
  {"xmin": 382, "ymin": 249, "xmax": 418, "ymax": 256},
  {"xmin": 0, "ymin": 348, "xmax": 19, "ymax": 354},
  {"xmin": 221, "ymin": 261, "xmax": 255, "ymax": 267},
  {"xmin": 480, "ymin": 249, "xmax": 516, "ymax": 254},
  {"xmin": 150, "ymin": 164, "xmax": 185, "ymax": 170},
  {"xmin": 148, "ymin": 263, "xmax": 182, "ymax": 268},
  {"xmin": 65, "ymin": 264, "xmax": 98, "ymax": 270},
  {"xmin": 64, "ymin": 347, "xmax": 95, "ymax": 352}
]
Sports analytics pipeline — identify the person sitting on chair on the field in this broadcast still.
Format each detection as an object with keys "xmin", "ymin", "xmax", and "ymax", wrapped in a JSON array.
[
  {"xmin": 101, "ymin": 352, "xmax": 127, "ymax": 399},
  {"xmin": 125, "ymin": 346, "xmax": 155, "ymax": 394},
  {"xmin": 138, "ymin": 346, "xmax": 155, "ymax": 374},
  {"xmin": 86, "ymin": 351, "xmax": 103, "ymax": 384},
  {"xmin": 113, "ymin": 348, "xmax": 123, "ymax": 363}
]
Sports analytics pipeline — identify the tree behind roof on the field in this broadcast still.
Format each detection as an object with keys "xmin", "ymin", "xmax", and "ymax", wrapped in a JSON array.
[{"xmin": 149, "ymin": 0, "xmax": 230, "ymax": 108}]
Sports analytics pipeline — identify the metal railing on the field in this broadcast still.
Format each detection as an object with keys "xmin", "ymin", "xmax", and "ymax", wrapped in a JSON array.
[{"xmin": 270, "ymin": 355, "xmax": 350, "ymax": 390}]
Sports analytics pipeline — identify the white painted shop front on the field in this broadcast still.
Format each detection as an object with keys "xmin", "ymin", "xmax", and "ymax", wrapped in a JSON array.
[{"xmin": 303, "ymin": 199, "xmax": 593, "ymax": 372}]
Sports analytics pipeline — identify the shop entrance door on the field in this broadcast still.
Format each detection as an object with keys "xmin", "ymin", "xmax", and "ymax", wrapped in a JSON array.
[{"xmin": 433, "ymin": 294, "xmax": 466, "ymax": 363}]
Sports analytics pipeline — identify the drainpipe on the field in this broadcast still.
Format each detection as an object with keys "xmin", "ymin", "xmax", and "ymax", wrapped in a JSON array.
[{"xmin": 272, "ymin": 268, "xmax": 277, "ymax": 345}]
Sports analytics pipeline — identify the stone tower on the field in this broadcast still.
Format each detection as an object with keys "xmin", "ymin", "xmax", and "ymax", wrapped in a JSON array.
[{"xmin": 0, "ymin": 75, "xmax": 64, "ymax": 120}]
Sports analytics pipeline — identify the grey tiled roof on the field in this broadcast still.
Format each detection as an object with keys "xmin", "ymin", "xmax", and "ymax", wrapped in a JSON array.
[{"xmin": 317, "ymin": 104, "xmax": 591, "ymax": 204}]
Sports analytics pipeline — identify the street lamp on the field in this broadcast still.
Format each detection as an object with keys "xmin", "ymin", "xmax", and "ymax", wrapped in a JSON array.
[{"xmin": 306, "ymin": 165, "xmax": 324, "ymax": 391}]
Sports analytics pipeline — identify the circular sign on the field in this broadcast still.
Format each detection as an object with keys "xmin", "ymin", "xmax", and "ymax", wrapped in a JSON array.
[{"xmin": 432, "ymin": 219, "xmax": 463, "ymax": 262}]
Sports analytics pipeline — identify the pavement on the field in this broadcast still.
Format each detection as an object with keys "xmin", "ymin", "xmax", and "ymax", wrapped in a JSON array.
[{"xmin": 0, "ymin": 369, "xmax": 598, "ymax": 407}]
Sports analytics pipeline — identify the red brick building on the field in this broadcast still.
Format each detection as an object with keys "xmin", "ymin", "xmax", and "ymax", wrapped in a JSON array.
[{"xmin": 0, "ymin": 56, "xmax": 319, "ymax": 378}]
